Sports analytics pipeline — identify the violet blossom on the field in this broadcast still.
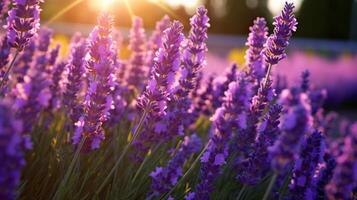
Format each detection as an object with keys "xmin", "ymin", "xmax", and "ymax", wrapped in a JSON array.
[
  {"xmin": 326, "ymin": 123, "xmax": 357, "ymax": 200},
  {"xmin": 127, "ymin": 17, "xmax": 147, "ymax": 91},
  {"xmin": 264, "ymin": 2, "xmax": 297, "ymax": 65},
  {"xmin": 63, "ymin": 39, "xmax": 87, "ymax": 124},
  {"xmin": 73, "ymin": 13, "xmax": 115, "ymax": 150},
  {"xmin": 6, "ymin": 0, "xmax": 42, "ymax": 51},
  {"xmin": 269, "ymin": 88, "xmax": 313, "ymax": 172},
  {"xmin": 288, "ymin": 131, "xmax": 325, "ymax": 200},
  {"xmin": 134, "ymin": 21, "xmax": 184, "ymax": 161},
  {"xmin": 245, "ymin": 17, "xmax": 268, "ymax": 82}
]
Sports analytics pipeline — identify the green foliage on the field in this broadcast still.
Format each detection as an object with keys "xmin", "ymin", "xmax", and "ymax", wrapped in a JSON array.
[{"xmin": 18, "ymin": 111, "xmax": 280, "ymax": 200}]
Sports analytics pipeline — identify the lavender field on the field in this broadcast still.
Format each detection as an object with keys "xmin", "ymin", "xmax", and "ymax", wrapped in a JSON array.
[{"xmin": 0, "ymin": 1, "xmax": 356, "ymax": 200}]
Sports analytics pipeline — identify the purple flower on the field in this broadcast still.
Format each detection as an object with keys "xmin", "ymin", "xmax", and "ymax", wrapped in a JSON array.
[
  {"xmin": 234, "ymin": 78, "xmax": 273, "ymax": 157},
  {"xmin": 146, "ymin": 15, "xmax": 170, "ymax": 72},
  {"xmin": 274, "ymin": 74, "xmax": 287, "ymax": 95},
  {"xmin": 13, "ymin": 39, "xmax": 36, "ymax": 83},
  {"xmin": 134, "ymin": 21, "xmax": 184, "ymax": 161},
  {"xmin": 0, "ymin": 101, "xmax": 26, "ymax": 200},
  {"xmin": 49, "ymin": 61, "xmax": 65, "ymax": 110},
  {"xmin": 48, "ymin": 44, "xmax": 60, "ymax": 67},
  {"xmin": 137, "ymin": 21, "xmax": 184, "ymax": 115},
  {"xmin": 326, "ymin": 123, "xmax": 357, "ymax": 200},
  {"xmin": 63, "ymin": 39, "xmax": 87, "ymax": 124},
  {"xmin": 314, "ymin": 154, "xmax": 336, "ymax": 200},
  {"xmin": 13, "ymin": 28, "xmax": 53, "ymax": 134},
  {"xmin": 245, "ymin": 17, "xmax": 268, "ymax": 82},
  {"xmin": 300, "ymin": 70, "xmax": 310, "ymax": 93},
  {"xmin": 149, "ymin": 134, "xmax": 202, "ymax": 198},
  {"xmin": 177, "ymin": 6, "xmax": 210, "ymax": 97},
  {"xmin": 237, "ymin": 104, "xmax": 282, "ymax": 185},
  {"xmin": 127, "ymin": 17, "xmax": 147, "ymax": 91},
  {"xmin": 157, "ymin": 7, "xmax": 210, "ymax": 141},
  {"xmin": 195, "ymin": 75, "xmax": 214, "ymax": 116},
  {"xmin": 264, "ymin": 2, "xmax": 297, "ymax": 65},
  {"xmin": 6, "ymin": 0, "xmax": 42, "ymax": 51},
  {"xmin": 269, "ymin": 88, "xmax": 313, "ymax": 172},
  {"xmin": 73, "ymin": 13, "xmax": 115, "ymax": 150},
  {"xmin": 0, "ymin": 37, "xmax": 11, "ymax": 78},
  {"xmin": 193, "ymin": 74, "xmax": 251, "ymax": 199},
  {"xmin": 212, "ymin": 64, "xmax": 238, "ymax": 109},
  {"xmin": 288, "ymin": 131, "xmax": 325, "ymax": 200}
]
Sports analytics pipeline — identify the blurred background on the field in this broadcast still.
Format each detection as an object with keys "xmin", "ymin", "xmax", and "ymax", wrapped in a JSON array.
[{"xmin": 28, "ymin": 0, "xmax": 357, "ymax": 115}]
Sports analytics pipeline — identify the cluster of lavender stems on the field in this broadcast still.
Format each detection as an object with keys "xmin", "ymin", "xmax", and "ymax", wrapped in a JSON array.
[{"xmin": 0, "ymin": 1, "xmax": 356, "ymax": 200}]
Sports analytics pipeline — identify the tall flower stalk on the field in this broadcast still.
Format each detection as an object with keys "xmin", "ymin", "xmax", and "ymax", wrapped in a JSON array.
[
  {"xmin": 245, "ymin": 17, "xmax": 268, "ymax": 83},
  {"xmin": 158, "ymin": 6, "xmax": 210, "ymax": 141},
  {"xmin": 146, "ymin": 15, "xmax": 170, "ymax": 73},
  {"xmin": 1, "ymin": 0, "xmax": 42, "ymax": 90},
  {"xmin": 263, "ymin": 2, "xmax": 297, "ymax": 83},
  {"xmin": 73, "ymin": 13, "xmax": 115, "ymax": 150},
  {"xmin": 134, "ymin": 21, "xmax": 184, "ymax": 161},
  {"xmin": 127, "ymin": 17, "xmax": 147, "ymax": 91},
  {"xmin": 63, "ymin": 39, "xmax": 87, "ymax": 125}
]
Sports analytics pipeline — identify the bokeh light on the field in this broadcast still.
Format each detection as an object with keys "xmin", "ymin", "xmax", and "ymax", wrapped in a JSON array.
[{"xmin": 268, "ymin": 0, "xmax": 303, "ymax": 15}]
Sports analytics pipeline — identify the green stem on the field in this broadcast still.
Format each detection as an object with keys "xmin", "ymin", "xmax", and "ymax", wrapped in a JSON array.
[
  {"xmin": 263, "ymin": 64, "xmax": 273, "ymax": 87},
  {"xmin": 131, "ymin": 142, "xmax": 161, "ymax": 184},
  {"xmin": 0, "ymin": 50, "xmax": 19, "ymax": 93},
  {"xmin": 95, "ymin": 111, "xmax": 148, "ymax": 195},
  {"xmin": 236, "ymin": 185, "xmax": 247, "ymax": 200},
  {"xmin": 52, "ymin": 136, "xmax": 86, "ymax": 200},
  {"xmin": 262, "ymin": 173, "xmax": 278, "ymax": 200}
]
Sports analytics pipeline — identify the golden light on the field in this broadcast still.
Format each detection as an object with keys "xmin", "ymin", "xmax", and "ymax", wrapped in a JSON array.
[
  {"xmin": 89, "ymin": 0, "xmax": 117, "ymax": 11},
  {"xmin": 150, "ymin": 0, "xmax": 202, "ymax": 14},
  {"xmin": 268, "ymin": 0, "xmax": 302, "ymax": 15}
]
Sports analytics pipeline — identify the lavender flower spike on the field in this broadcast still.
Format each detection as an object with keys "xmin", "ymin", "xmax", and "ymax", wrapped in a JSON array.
[
  {"xmin": 269, "ymin": 89, "xmax": 313, "ymax": 172},
  {"xmin": 137, "ymin": 21, "xmax": 184, "ymax": 116},
  {"xmin": 237, "ymin": 104, "xmax": 282, "ymax": 185},
  {"xmin": 245, "ymin": 17, "xmax": 268, "ymax": 81},
  {"xmin": 127, "ymin": 17, "xmax": 147, "ymax": 91},
  {"xmin": 0, "ymin": 101, "xmax": 25, "ymax": 200},
  {"xmin": 264, "ymin": 2, "xmax": 297, "ymax": 65},
  {"xmin": 6, "ymin": 0, "xmax": 42, "ymax": 51},
  {"xmin": 63, "ymin": 39, "xmax": 87, "ymax": 124},
  {"xmin": 177, "ymin": 6, "xmax": 210, "ymax": 97},
  {"xmin": 288, "ymin": 131, "xmax": 325, "ymax": 200},
  {"xmin": 192, "ymin": 75, "xmax": 251, "ymax": 199},
  {"xmin": 149, "ymin": 134, "xmax": 202, "ymax": 198},
  {"xmin": 73, "ymin": 13, "xmax": 115, "ymax": 150},
  {"xmin": 146, "ymin": 15, "xmax": 170, "ymax": 71},
  {"xmin": 326, "ymin": 123, "xmax": 357, "ymax": 200},
  {"xmin": 134, "ymin": 21, "xmax": 184, "ymax": 161}
]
